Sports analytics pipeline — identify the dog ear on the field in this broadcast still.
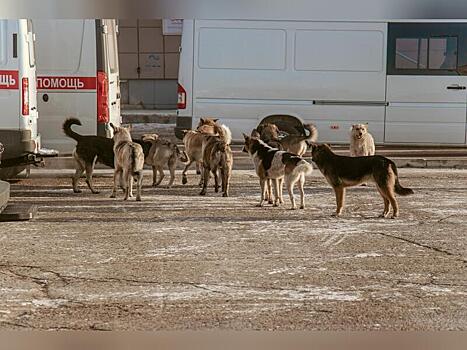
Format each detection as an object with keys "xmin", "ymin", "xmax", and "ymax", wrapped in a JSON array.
[
  {"xmin": 213, "ymin": 118, "xmax": 219, "ymax": 123},
  {"xmin": 242, "ymin": 133, "xmax": 250, "ymax": 140},
  {"xmin": 109, "ymin": 123, "xmax": 117, "ymax": 132},
  {"xmin": 200, "ymin": 117, "xmax": 206, "ymax": 124}
]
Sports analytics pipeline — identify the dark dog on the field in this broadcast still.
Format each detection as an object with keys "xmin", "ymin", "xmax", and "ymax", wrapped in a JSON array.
[
  {"xmin": 63, "ymin": 118, "xmax": 151, "ymax": 194},
  {"xmin": 310, "ymin": 143, "xmax": 414, "ymax": 218}
]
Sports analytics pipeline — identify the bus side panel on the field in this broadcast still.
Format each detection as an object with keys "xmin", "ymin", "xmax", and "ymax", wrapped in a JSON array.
[
  {"xmin": 192, "ymin": 20, "xmax": 387, "ymax": 143},
  {"xmin": 34, "ymin": 19, "xmax": 97, "ymax": 153}
]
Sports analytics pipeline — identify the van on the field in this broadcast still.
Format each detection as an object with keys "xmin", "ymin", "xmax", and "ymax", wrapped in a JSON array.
[
  {"xmin": 0, "ymin": 19, "xmax": 42, "ymax": 179},
  {"xmin": 176, "ymin": 20, "xmax": 467, "ymax": 145},
  {"xmin": 33, "ymin": 19, "xmax": 121, "ymax": 153}
]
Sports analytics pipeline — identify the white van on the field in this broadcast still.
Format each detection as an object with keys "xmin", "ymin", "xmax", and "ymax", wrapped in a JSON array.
[
  {"xmin": 176, "ymin": 20, "xmax": 467, "ymax": 145},
  {"xmin": 33, "ymin": 19, "xmax": 121, "ymax": 153},
  {"xmin": 0, "ymin": 19, "xmax": 42, "ymax": 178}
]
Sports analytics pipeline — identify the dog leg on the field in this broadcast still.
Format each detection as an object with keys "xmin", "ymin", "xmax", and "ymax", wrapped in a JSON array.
[
  {"xmin": 272, "ymin": 178, "xmax": 280, "ymax": 207},
  {"xmin": 267, "ymin": 179, "xmax": 273, "ymax": 204},
  {"xmin": 85, "ymin": 157, "xmax": 99, "ymax": 194},
  {"xmin": 154, "ymin": 166, "xmax": 164, "ymax": 187},
  {"xmin": 182, "ymin": 160, "xmax": 193, "ymax": 185},
  {"xmin": 110, "ymin": 169, "xmax": 121, "ymax": 198},
  {"xmin": 299, "ymin": 174, "xmax": 306, "ymax": 209},
  {"xmin": 221, "ymin": 167, "xmax": 229, "ymax": 197},
  {"xmin": 136, "ymin": 173, "xmax": 143, "ymax": 201},
  {"xmin": 285, "ymin": 175, "xmax": 297, "ymax": 210},
  {"xmin": 198, "ymin": 163, "xmax": 205, "ymax": 188},
  {"xmin": 213, "ymin": 168, "xmax": 220, "ymax": 193},
  {"xmin": 167, "ymin": 157, "xmax": 176, "ymax": 188},
  {"xmin": 257, "ymin": 178, "xmax": 267, "ymax": 207},
  {"xmin": 122, "ymin": 170, "xmax": 130, "ymax": 200},
  {"xmin": 196, "ymin": 161, "xmax": 201, "ymax": 175},
  {"xmin": 199, "ymin": 166, "xmax": 210, "ymax": 196},
  {"xmin": 152, "ymin": 166, "xmax": 158, "ymax": 187},
  {"xmin": 387, "ymin": 190, "xmax": 399, "ymax": 219},
  {"xmin": 72, "ymin": 151, "xmax": 86, "ymax": 193},
  {"xmin": 376, "ymin": 186, "xmax": 391, "ymax": 218},
  {"xmin": 278, "ymin": 177, "xmax": 284, "ymax": 204},
  {"xmin": 333, "ymin": 186, "xmax": 345, "ymax": 217}
]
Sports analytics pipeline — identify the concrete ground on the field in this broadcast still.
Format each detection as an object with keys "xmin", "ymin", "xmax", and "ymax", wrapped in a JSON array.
[{"xmin": 0, "ymin": 168, "xmax": 466, "ymax": 330}]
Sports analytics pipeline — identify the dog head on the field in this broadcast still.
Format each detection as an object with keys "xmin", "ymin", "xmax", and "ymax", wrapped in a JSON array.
[
  {"xmin": 110, "ymin": 123, "xmax": 133, "ymax": 143},
  {"xmin": 197, "ymin": 117, "xmax": 219, "ymax": 133},
  {"xmin": 257, "ymin": 123, "xmax": 280, "ymax": 142},
  {"xmin": 242, "ymin": 133, "xmax": 255, "ymax": 154},
  {"xmin": 351, "ymin": 123, "xmax": 369, "ymax": 140},
  {"xmin": 141, "ymin": 133, "xmax": 160, "ymax": 143},
  {"xmin": 310, "ymin": 143, "xmax": 333, "ymax": 162}
]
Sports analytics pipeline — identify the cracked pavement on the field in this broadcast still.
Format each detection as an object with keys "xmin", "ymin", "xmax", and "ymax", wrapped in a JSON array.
[{"xmin": 0, "ymin": 168, "xmax": 466, "ymax": 330}]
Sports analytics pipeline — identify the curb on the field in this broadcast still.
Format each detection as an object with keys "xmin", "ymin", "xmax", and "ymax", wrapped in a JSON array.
[{"xmin": 42, "ymin": 155, "xmax": 467, "ymax": 170}]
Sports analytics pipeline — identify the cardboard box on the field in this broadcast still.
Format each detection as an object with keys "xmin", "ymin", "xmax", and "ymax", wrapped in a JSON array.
[
  {"xmin": 164, "ymin": 53, "xmax": 179, "ymax": 79},
  {"xmin": 139, "ymin": 53, "xmax": 164, "ymax": 79},
  {"xmin": 164, "ymin": 35, "xmax": 181, "ymax": 53},
  {"xmin": 117, "ymin": 27, "xmax": 138, "ymax": 53},
  {"xmin": 118, "ymin": 19, "xmax": 137, "ymax": 27},
  {"xmin": 139, "ymin": 27, "xmax": 163, "ymax": 53},
  {"xmin": 138, "ymin": 19, "xmax": 162, "ymax": 28},
  {"xmin": 119, "ymin": 53, "xmax": 139, "ymax": 79}
]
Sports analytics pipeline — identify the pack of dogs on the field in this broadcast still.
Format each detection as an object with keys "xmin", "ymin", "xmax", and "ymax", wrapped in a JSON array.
[{"xmin": 63, "ymin": 117, "xmax": 414, "ymax": 218}]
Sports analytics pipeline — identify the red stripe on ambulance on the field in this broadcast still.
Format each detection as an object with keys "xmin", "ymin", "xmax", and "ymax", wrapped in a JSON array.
[
  {"xmin": 37, "ymin": 76, "xmax": 97, "ymax": 90},
  {"xmin": 0, "ymin": 70, "xmax": 19, "ymax": 89}
]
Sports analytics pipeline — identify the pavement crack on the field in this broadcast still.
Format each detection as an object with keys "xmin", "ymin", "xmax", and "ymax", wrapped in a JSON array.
[{"xmin": 372, "ymin": 232, "xmax": 467, "ymax": 264}]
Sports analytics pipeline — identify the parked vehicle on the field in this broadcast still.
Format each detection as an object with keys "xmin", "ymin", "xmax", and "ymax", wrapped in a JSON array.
[
  {"xmin": 0, "ymin": 19, "xmax": 44, "ymax": 179},
  {"xmin": 33, "ymin": 19, "xmax": 121, "ymax": 153},
  {"xmin": 176, "ymin": 20, "xmax": 467, "ymax": 145}
]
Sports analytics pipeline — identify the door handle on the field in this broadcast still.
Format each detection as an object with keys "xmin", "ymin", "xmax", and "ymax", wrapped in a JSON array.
[{"xmin": 447, "ymin": 85, "xmax": 466, "ymax": 90}]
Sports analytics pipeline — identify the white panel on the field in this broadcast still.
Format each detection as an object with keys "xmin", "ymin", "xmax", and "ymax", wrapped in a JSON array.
[
  {"xmin": 385, "ymin": 106, "xmax": 466, "ymax": 144},
  {"xmin": 387, "ymin": 76, "xmax": 467, "ymax": 103},
  {"xmin": 295, "ymin": 30, "xmax": 384, "ymax": 72},
  {"xmin": 33, "ymin": 20, "xmax": 96, "ymax": 75},
  {"xmin": 0, "ymin": 20, "xmax": 7, "ymax": 66},
  {"xmin": 198, "ymin": 28, "xmax": 286, "ymax": 70}
]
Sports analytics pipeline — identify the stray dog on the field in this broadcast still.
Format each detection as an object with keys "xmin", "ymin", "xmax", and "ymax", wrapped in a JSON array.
[
  {"xmin": 255, "ymin": 122, "xmax": 318, "ymax": 156},
  {"xmin": 243, "ymin": 134, "xmax": 313, "ymax": 210},
  {"xmin": 141, "ymin": 133, "xmax": 188, "ymax": 188},
  {"xmin": 182, "ymin": 117, "xmax": 227, "ymax": 185},
  {"xmin": 63, "ymin": 118, "xmax": 151, "ymax": 194},
  {"xmin": 110, "ymin": 124, "xmax": 144, "ymax": 201},
  {"xmin": 310, "ymin": 143, "xmax": 414, "ymax": 218},
  {"xmin": 350, "ymin": 123, "xmax": 375, "ymax": 157},
  {"xmin": 200, "ymin": 125, "xmax": 233, "ymax": 197},
  {"xmin": 63, "ymin": 118, "xmax": 114, "ymax": 194}
]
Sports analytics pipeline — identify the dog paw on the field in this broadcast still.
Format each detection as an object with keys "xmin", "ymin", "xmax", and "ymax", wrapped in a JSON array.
[
  {"xmin": 182, "ymin": 177, "xmax": 188, "ymax": 185},
  {"xmin": 91, "ymin": 191, "xmax": 100, "ymax": 194},
  {"xmin": 199, "ymin": 191, "xmax": 206, "ymax": 196},
  {"xmin": 109, "ymin": 194, "xmax": 116, "ymax": 198},
  {"xmin": 136, "ymin": 197, "xmax": 142, "ymax": 202},
  {"xmin": 73, "ymin": 189, "xmax": 82, "ymax": 194},
  {"xmin": 256, "ymin": 203, "xmax": 264, "ymax": 207},
  {"xmin": 222, "ymin": 193, "xmax": 229, "ymax": 197},
  {"xmin": 300, "ymin": 205, "xmax": 305, "ymax": 209}
]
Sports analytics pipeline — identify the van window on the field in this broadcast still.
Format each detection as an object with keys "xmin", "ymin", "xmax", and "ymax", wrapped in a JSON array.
[
  {"xmin": 294, "ymin": 30, "xmax": 384, "ymax": 72},
  {"xmin": 0, "ymin": 20, "xmax": 7, "ymax": 65},
  {"xmin": 198, "ymin": 28, "xmax": 286, "ymax": 70},
  {"xmin": 107, "ymin": 20, "xmax": 118, "ymax": 74},
  {"xmin": 27, "ymin": 19, "xmax": 35, "ymax": 67},
  {"xmin": 395, "ymin": 36, "xmax": 457, "ymax": 71}
]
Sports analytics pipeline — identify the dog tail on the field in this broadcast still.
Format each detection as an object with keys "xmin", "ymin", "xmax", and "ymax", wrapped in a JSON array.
[
  {"xmin": 63, "ymin": 118, "xmax": 83, "ymax": 141},
  {"xmin": 304, "ymin": 123, "xmax": 318, "ymax": 146},
  {"xmin": 219, "ymin": 124, "xmax": 232, "ymax": 145},
  {"xmin": 390, "ymin": 162, "xmax": 414, "ymax": 196},
  {"xmin": 131, "ymin": 144, "xmax": 144, "ymax": 176},
  {"xmin": 176, "ymin": 146, "xmax": 189, "ymax": 163},
  {"xmin": 292, "ymin": 159, "xmax": 313, "ymax": 178}
]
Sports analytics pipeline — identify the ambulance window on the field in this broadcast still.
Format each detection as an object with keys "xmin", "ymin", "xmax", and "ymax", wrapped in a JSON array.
[
  {"xmin": 27, "ymin": 19, "xmax": 36, "ymax": 67},
  {"xmin": 107, "ymin": 21, "xmax": 118, "ymax": 74}
]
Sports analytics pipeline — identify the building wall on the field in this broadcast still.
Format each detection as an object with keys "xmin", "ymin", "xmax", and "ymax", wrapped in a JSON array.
[{"xmin": 118, "ymin": 19, "xmax": 180, "ymax": 109}]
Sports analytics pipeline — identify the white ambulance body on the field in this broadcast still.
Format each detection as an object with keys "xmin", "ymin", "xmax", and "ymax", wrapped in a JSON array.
[
  {"xmin": 33, "ymin": 19, "xmax": 121, "ymax": 153},
  {"xmin": 0, "ymin": 19, "xmax": 41, "ymax": 178},
  {"xmin": 176, "ymin": 20, "xmax": 467, "ymax": 145}
]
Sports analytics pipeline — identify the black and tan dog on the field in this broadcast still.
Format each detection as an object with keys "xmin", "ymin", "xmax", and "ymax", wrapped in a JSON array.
[
  {"xmin": 243, "ymin": 134, "xmax": 313, "ymax": 210},
  {"xmin": 63, "ymin": 118, "xmax": 151, "ymax": 194},
  {"xmin": 310, "ymin": 143, "xmax": 414, "ymax": 218}
]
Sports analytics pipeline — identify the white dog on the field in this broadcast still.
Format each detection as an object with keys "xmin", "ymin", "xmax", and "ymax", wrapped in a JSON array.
[{"xmin": 350, "ymin": 123, "xmax": 375, "ymax": 157}]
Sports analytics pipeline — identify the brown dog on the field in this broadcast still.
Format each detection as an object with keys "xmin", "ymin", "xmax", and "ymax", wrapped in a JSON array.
[
  {"xmin": 256, "ymin": 122, "xmax": 318, "ymax": 156},
  {"xmin": 311, "ymin": 143, "xmax": 414, "ymax": 218},
  {"xmin": 142, "ymin": 134, "xmax": 188, "ymax": 188},
  {"xmin": 182, "ymin": 117, "xmax": 227, "ymax": 185},
  {"xmin": 199, "ymin": 126, "xmax": 233, "ymax": 197}
]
